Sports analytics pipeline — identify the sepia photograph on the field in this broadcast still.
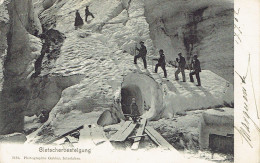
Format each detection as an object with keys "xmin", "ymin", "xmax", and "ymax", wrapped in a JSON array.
[{"xmin": 0, "ymin": 0, "xmax": 258, "ymax": 162}]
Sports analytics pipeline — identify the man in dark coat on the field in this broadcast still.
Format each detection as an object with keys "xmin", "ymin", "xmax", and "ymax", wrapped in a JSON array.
[
  {"xmin": 134, "ymin": 41, "xmax": 147, "ymax": 69},
  {"xmin": 175, "ymin": 53, "xmax": 186, "ymax": 82},
  {"xmin": 39, "ymin": 110, "xmax": 49, "ymax": 123},
  {"xmin": 74, "ymin": 10, "xmax": 84, "ymax": 29},
  {"xmin": 189, "ymin": 55, "xmax": 201, "ymax": 86},
  {"xmin": 85, "ymin": 6, "xmax": 94, "ymax": 22},
  {"xmin": 130, "ymin": 98, "xmax": 139, "ymax": 123},
  {"xmin": 155, "ymin": 49, "xmax": 167, "ymax": 78}
]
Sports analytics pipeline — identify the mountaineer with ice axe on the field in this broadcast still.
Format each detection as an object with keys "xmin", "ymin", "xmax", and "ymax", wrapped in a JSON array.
[
  {"xmin": 189, "ymin": 55, "xmax": 201, "ymax": 86},
  {"xmin": 134, "ymin": 41, "xmax": 147, "ymax": 69},
  {"xmin": 154, "ymin": 49, "xmax": 167, "ymax": 78},
  {"xmin": 175, "ymin": 53, "xmax": 186, "ymax": 82}
]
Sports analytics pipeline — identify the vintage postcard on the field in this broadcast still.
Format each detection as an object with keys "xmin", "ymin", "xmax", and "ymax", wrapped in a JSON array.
[{"xmin": 0, "ymin": 0, "xmax": 259, "ymax": 162}]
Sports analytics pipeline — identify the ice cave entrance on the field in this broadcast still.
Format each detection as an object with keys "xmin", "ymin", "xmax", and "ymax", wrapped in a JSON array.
[{"xmin": 121, "ymin": 85, "xmax": 144, "ymax": 116}]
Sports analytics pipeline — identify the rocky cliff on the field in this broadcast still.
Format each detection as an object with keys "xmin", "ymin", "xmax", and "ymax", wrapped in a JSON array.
[
  {"xmin": 0, "ymin": 0, "xmax": 42, "ymax": 134},
  {"xmin": 144, "ymin": 0, "xmax": 234, "ymax": 83}
]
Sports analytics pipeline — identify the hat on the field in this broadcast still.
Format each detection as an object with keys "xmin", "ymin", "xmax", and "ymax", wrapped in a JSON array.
[
  {"xmin": 193, "ymin": 55, "xmax": 198, "ymax": 58},
  {"xmin": 140, "ymin": 41, "xmax": 144, "ymax": 44},
  {"xmin": 178, "ymin": 53, "xmax": 182, "ymax": 56}
]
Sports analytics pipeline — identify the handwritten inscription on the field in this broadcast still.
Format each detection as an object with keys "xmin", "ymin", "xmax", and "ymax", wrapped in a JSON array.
[
  {"xmin": 235, "ymin": 55, "xmax": 260, "ymax": 148},
  {"xmin": 234, "ymin": 8, "xmax": 260, "ymax": 148},
  {"xmin": 234, "ymin": 8, "xmax": 242, "ymax": 44}
]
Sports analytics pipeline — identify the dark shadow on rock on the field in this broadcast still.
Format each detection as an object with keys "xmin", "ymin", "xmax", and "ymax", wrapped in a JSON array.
[
  {"xmin": 97, "ymin": 110, "xmax": 120, "ymax": 127},
  {"xmin": 164, "ymin": 80, "xmax": 180, "ymax": 94},
  {"xmin": 134, "ymin": 64, "xmax": 143, "ymax": 73},
  {"xmin": 178, "ymin": 82, "xmax": 200, "ymax": 96},
  {"xmin": 197, "ymin": 86, "xmax": 217, "ymax": 103}
]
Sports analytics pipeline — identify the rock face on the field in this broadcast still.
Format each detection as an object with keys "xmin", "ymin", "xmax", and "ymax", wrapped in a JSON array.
[
  {"xmin": 0, "ymin": 0, "xmax": 42, "ymax": 134},
  {"xmin": 42, "ymin": 0, "xmax": 56, "ymax": 10},
  {"xmin": 144, "ymin": 0, "xmax": 234, "ymax": 83},
  {"xmin": 97, "ymin": 110, "xmax": 120, "ymax": 127},
  {"xmin": 0, "ymin": 0, "xmax": 234, "ymax": 142},
  {"xmin": 0, "ymin": 0, "xmax": 9, "ymax": 91}
]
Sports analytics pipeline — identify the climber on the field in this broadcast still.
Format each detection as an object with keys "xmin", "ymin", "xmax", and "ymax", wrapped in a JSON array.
[
  {"xmin": 39, "ymin": 110, "xmax": 49, "ymax": 123},
  {"xmin": 175, "ymin": 53, "xmax": 186, "ymax": 82},
  {"xmin": 154, "ymin": 49, "xmax": 167, "ymax": 78},
  {"xmin": 85, "ymin": 5, "xmax": 95, "ymax": 22},
  {"xmin": 134, "ymin": 41, "xmax": 147, "ymax": 69},
  {"xmin": 189, "ymin": 55, "xmax": 201, "ymax": 86},
  {"xmin": 74, "ymin": 10, "xmax": 84, "ymax": 30},
  {"xmin": 130, "ymin": 98, "xmax": 140, "ymax": 123}
]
